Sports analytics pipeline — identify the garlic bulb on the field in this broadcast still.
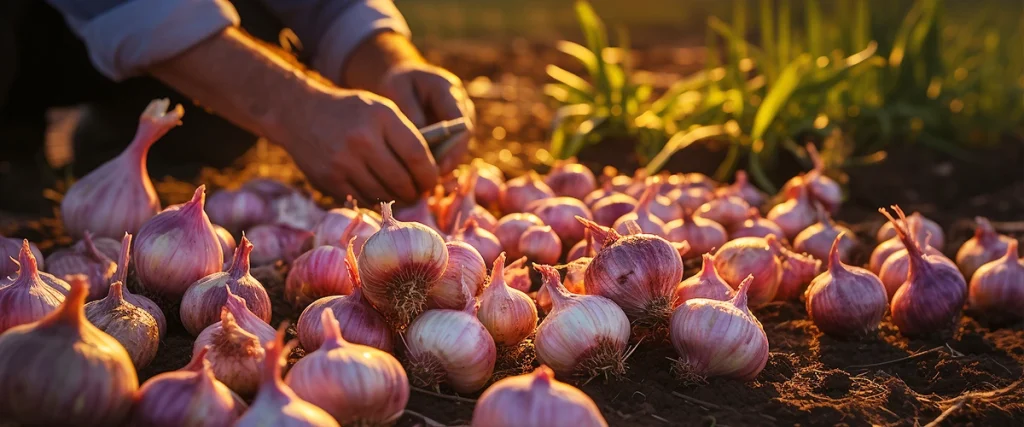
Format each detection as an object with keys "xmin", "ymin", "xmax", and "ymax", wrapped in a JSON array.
[
  {"xmin": 206, "ymin": 188, "xmax": 272, "ymax": 234},
  {"xmin": 729, "ymin": 208, "xmax": 786, "ymax": 240},
  {"xmin": 451, "ymin": 216, "xmax": 503, "ymax": 266},
  {"xmin": 0, "ymin": 234, "xmax": 44, "ymax": 278},
  {"xmin": 591, "ymin": 192, "xmax": 638, "ymax": 227},
  {"xmin": 582, "ymin": 219, "xmax": 684, "ymax": 332},
  {"xmin": 805, "ymin": 235, "xmax": 888, "ymax": 337},
  {"xmin": 235, "ymin": 327, "xmax": 340, "ymax": 427},
  {"xmin": 767, "ymin": 182, "xmax": 817, "ymax": 240},
  {"xmin": 493, "ymin": 213, "xmax": 545, "ymax": 260},
  {"xmin": 545, "ymin": 158, "xmax": 597, "ymax": 200},
  {"xmin": 674, "ymin": 254, "xmax": 734, "ymax": 306},
  {"xmin": 135, "ymin": 185, "xmax": 224, "ymax": 298},
  {"xmin": 61, "ymin": 99, "xmax": 179, "ymax": 239},
  {"xmin": 197, "ymin": 286, "xmax": 276, "ymax": 346},
  {"xmin": 877, "ymin": 211, "xmax": 944, "ymax": 250},
  {"xmin": 798, "ymin": 144, "xmax": 843, "ymax": 213},
  {"xmin": 613, "ymin": 185, "xmax": 666, "ymax": 237},
  {"xmin": 504, "ymin": 256, "xmax": 534, "ymax": 293},
  {"xmin": 246, "ymin": 223, "xmax": 314, "ymax": 266},
  {"xmin": 695, "ymin": 195, "xmax": 750, "ymax": 228},
  {"xmin": 719, "ymin": 170, "xmax": 766, "ymax": 207},
  {"xmin": 404, "ymin": 279, "xmax": 496, "ymax": 393},
  {"xmin": 131, "ymin": 348, "xmax": 247, "ymax": 426},
  {"xmin": 311, "ymin": 205, "xmax": 382, "ymax": 252},
  {"xmin": 969, "ymin": 240, "xmax": 1024, "ymax": 324},
  {"xmin": 181, "ymin": 237, "xmax": 272, "ymax": 336},
  {"xmin": 956, "ymin": 217, "xmax": 1014, "ymax": 281},
  {"xmin": 669, "ymin": 275, "xmax": 768, "ymax": 382},
  {"xmin": 793, "ymin": 206, "xmax": 857, "ymax": 263},
  {"xmin": 665, "ymin": 210, "xmax": 728, "ymax": 259},
  {"xmin": 878, "ymin": 234, "xmax": 953, "ymax": 299},
  {"xmin": 429, "ymin": 241, "xmax": 487, "ymax": 309},
  {"xmin": 536, "ymin": 257, "xmax": 589, "ymax": 313},
  {"xmin": 0, "ymin": 275, "xmax": 138, "ymax": 426},
  {"xmin": 193, "ymin": 305, "xmax": 267, "ymax": 397},
  {"xmin": 270, "ymin": 191, "xmax": 326, "ymax": 230},
  {"xmin": 500, "ymin": 171, "xmax": 555, "ymax": 215},
  {"xmin": 765, "ymin": 237, "xmax": 822, "ymax": 302},
  {"xmin": 518, "ymin": 225, "xmax": 562, "ymax": 265},
  {"xmin": 286, "ymin": 245, "xmax": 350, "ymax": 308},
  {"xmin": 297, "ymin": 244, "xmax": 393, "ymax": 353},
  {"xmin": 287, "ymin": 310, "xmax": 409, "ymax": 425},
  {"xmin": 713, "ymin": 236, "xmax": 783, "ymax": 306},
  {"xmin": 666, "ymin": 186, "xmax": 714, "ymax": 213},
  {"xmin": 534, "ymin": 265, "xmax": 630, "ymax": 378},
  {"xmin": 394, "ymin": 197, "xmax": 441, "ymax": 232},
  {"xmin": 214, "ymin": 225, "xmax": 238, "ymax": 265},
  {"xmin": 84, "ymin": 281, "xmax": 160, "ymax": 368},
  {"xmin": 358, "ymin": 202, "xmax": 448, "ymax": 332},
  {"xmin": 472, "ymin": 158, "xmax": 505, "ymax": 209},
  {"xmin": 45, "ymin": 231, "xmax": 117, "ymax": 300},
  {"xmin": 880, "ymin": 206, "xmax": 967, "ymax": 336},
  {"xmin": 471, "ymin": 365, "xmax": 608, "ymax": 427},
  {"xmin": 242, "ymin": 177, "xmax": 294, "ymax": 200},
  {"xmin": 437, "ymin": 167, "xmax": 496, "ymax": 233},
  {"xmin": 529, "ymin": 197, "xmax": 593, "ymax": 247},
  {"xmin": 0, "ymin": 241, "xmax": 67, "ymax": 333},
  {"xmin": 111, "ymin": 232, "xmax": 167, "ymax": 337},
  {"xmin": 478, "ymin": 254, "xmax": 539, "ymax": 347}
]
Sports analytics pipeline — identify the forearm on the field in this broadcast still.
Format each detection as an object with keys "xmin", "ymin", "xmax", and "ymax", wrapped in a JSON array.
[
  {"xmin": 147, "ymin": 27, "xmax": 331, "ymax": 144},
  {"xmin": 343, "ymin": 31, "xmax": 423, "ymax": 91}
]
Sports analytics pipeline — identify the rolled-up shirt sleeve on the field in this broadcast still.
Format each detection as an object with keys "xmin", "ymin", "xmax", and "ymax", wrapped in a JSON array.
[
  {"xmin": 46, "ymin": 0, "xmax": 240, "ymax": 81},
  {"xmin": 258, "ymin": 0, "xmax": 411, "ymax": 83}
]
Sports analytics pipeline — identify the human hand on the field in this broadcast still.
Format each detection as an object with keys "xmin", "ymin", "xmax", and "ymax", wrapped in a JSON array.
[{"xmin": 274, "ymin": 88, "xmax": 438, "ymax": 205}]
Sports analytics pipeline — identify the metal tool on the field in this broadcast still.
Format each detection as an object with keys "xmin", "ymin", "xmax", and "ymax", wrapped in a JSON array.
[{"xmin": 419, "ymin": 117, "xmax": 468, "ymax": 159}]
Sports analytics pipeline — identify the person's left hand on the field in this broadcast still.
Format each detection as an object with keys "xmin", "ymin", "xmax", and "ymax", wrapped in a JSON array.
[{"xmin": 342, "ymin": 32, "xmax": 475, "ymax": 175}]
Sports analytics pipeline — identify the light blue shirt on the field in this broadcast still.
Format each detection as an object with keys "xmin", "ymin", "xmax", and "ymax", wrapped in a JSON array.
[{"xmin": 46, "ymin": 0, "xmax": 411, "ymax": 82}]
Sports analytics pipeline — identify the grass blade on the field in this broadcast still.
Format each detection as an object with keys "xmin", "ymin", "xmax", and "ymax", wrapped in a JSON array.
[
  {"xmin": 751, "ymin": 54, "xmax": 811, "ymax": 141},
  {"xmin": 645, "ymin": 125, "xmax": 728, "ymax": 175}
]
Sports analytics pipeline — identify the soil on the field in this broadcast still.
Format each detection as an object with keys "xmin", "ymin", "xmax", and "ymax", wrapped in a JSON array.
[{"xmin": 2, "ymin": 40, "xmax": 1023, "ymax": 426}]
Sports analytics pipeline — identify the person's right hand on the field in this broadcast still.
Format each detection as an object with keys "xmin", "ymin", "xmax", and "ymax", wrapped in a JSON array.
[{"xmin": 274, "ymin": 88, "xmax": 439, "ymax": 205}]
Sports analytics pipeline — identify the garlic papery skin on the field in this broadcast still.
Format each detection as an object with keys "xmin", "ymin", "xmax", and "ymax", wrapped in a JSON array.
[
  {"xmin": 298, "ymin": 244, "xmax": 394, "ymax": 353},
  {"xmin": 793, "ymin": 207, "xmax": 857, "ymax": 263},
  {"xmin": 666, "ymin": 211, "xmax": 728, "ymax": 259},
  {"xmin": 545, "ymin": 158, "xmax": 597, "ymax": 200},
  {"xmin": 956, "ymin": 217, "xmax": 1014, "ymax": 281},
  {"xmin": 471, "ymin": 365, "xmax": 608, "ymax": 427},
  {"xmin": 765, "ymin": 237, "xmax": 823, "ymax": 302},
  {"xmin": 287, "ymin": 310, "xmax": 409, "ymax": 425},
  {"xmin": 529, "ymin": 197, "xmax": 593, "ymax": 248},
  {"xmin": 135, "ymin": 185, "xmax": 224, "ymax": 299},
  {"xmin": 877, "ymin": 211, "xmax": 944, "ymax": 250},
  {"xmin": 246, "ymin": 223, "xmax": 314, "ymax": 266},
  {"xmin": 519, "ymin": 225, "xmax": 562, "ymax": 265},
  {"xmin": 534, "ymin": 264, "xmax": 630, "ymax": 378},
  {"xmin": 649, "ymin": 193, "xmax": 684, "ymax": 223},
  {"xmin": 478, "ymin": 254, "xmax": 539, "ymax": 347},
  {"xmin": 729, "ymin": 208, "xmax": 786, "ymax": 240},
  {"xmin": 0, "ymin": 235, "xmax": 44, "ymax": 278},
  {"xmin": 504, "ymin": 256, "xmax": 534, "ymax": 293},
  {"xmin": 674, "ymin": 254, "xmax": 734, "ymax": 306},
  {"xmin": 969, "ymin": 240, "xmax": 1024, "ymax": 324},
  {"xmin": 404, "ymin": 281, "xmax": 497, "ymax": 393},
  {"xmin": 880, "ymin": 206, "xmax": 968, "ymax": 336},
  {"xmin": 0, "ymin": 275, "xmax": 138, "ymax": 426},
  {"xmin": 879, "ymin": 237, "xmax": 954, "ymax": 299},
  {"xmin": 613, "ymin": 185, "xmax": 667, "ymax": 237},
  {"xmin": 111, "ymin": 232, "xmax": 167, "ymax": 337},
  {"xmin": 45, "ymin": 231, "xmax": 118, "ymax": 300},
  {"xmin": 61, "ymin": 99, "xmax": 180, "ymax": 239},
  {"xmin": 270, "ymin": 191, "xmax": 325, "ymax": 230},
  {"xmin": 206, "ymin": 188, "xmax": 272, "ymax": 235},
  {"xmin": 537, "ymin": 257, "xmax": 590, "ymax": 313},
  {"xmin": 451, "ymin": 216, "xmax": 503, "ymax": 266},
  {"xmin": 358, "ymin": 202, "xmax": 449, "ymax": 332},
  {"xmin": 669, "ymin": 275, "xmax": 769, "ymax": 382},
  {"xmin": 767, "ymin": 182, "xmax": 817, "ymax": 240},
  {"xmin": 312, "ymin": 205, "xmax": 382, "ymax": 252},
  {"xmin": 197, "ymin": 286, "xmax": 277, "ymax": 347},
  {"xmin": 132, "ymin": 351, "xmax": 247, "ymax": 427},
  {"xmin": 581, "ymin": 218, "xmax": 683, "ymax": 333},
  {"xmin": 181, "ymin": 237, "xmax": 272, "ymax": 336},
  {"xmin": 286, "ymin": 244, "xmax": 352, "ymax": 308},
  {"xmin": 500, "ymin": 171, "xmax": 555, "ymax": 215},
  {"xmin": 695, "ymin": 195, "xmax": 750, "ymax": 228},
  {"xmin": 800, "ymin": 144, "xmax": 843, "ymax": 213},
  {"xmin": 869, "ymin": 237, "xmax": 905, "ymax": 274},
  {"xmin": 193, "ymin": 306, "xmax": 267, "ymax": 397},
  {"xmin": 713, "ymin": 236, "xmax": 783, "ymax": 306},
  {"xmin": 235, "ymin": 326, "xmax": 341, "ymax": 427},
  {"xmin": 494, "ymin": 213, "xmax": 545, "ymax": 260},
  {"xmin": 0, "ymin": 241, "xmax": 67, "ymax": 333},
  {"xmin": 84, "ymin": 281, "xmax": 160, "ymax": 368},
  {"xmin": 805, "ymin": 235, "xmax": 888, "ymax": 337},
  {"xmin": 215, "ymin": 225, "xmax": 238, "ymax": 265},
  {"xmin": 591, "ymin": 192, "xmax": 638, "ymax": 227},
  {"xmin": 430, "ymin": 241, "xmax": 488, "ymax": 309}
]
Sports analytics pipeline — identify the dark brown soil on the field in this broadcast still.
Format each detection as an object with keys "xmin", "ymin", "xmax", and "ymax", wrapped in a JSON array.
[{"xmin": 2, "ymin": 41, "xmax": 1023, "ymax": 426}]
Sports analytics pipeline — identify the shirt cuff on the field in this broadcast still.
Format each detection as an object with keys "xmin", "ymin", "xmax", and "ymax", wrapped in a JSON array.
[
  {"xmin": 311, "ymin": 0, "xmax": 411, "ymax": 84},
  {"xmin": 76, "ymin": 0, "xmax": 240, "ymax": 81}
]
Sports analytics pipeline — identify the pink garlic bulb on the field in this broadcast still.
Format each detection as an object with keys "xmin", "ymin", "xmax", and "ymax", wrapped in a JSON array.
[
  {"xmin": 582, "ymin": 179, "xmax": 619, "ymax": 207},
  {"xmin": 729, "ymin": 208, "xmax": 785, "ymax": 240},
  {"xmin": 206, "ymin": 188, "xmax": 272, "ymax": 234},
  {"xmin": 478, "ymin": 254, "xmax": 539, "ymax": 347},
  {"xmin": 110, "ymin": 233, "xmax": 166, "ymax": 337},
  {"xmin": 674, "ymin": 254, "xmax": 734, "ymax": 306},
  {"xmin": 805, "ymin": 235, "xmax": 888, "ymax": 337},
  {"xmin": 193, "ymin": 305, "xmax": 270, "ymax": 398},
  {"xmin": 180, "ymin": 237, "xmax": 272, "ymax": 336},
  {"xmin": 718, "ymin": 170, "xmax": 766, "ymax": 207},
  {"xmin": 669, "ymin": 275, "xmax": 768, "ymax": 382},
  {"xmin": 767, "ymin": 181, "xmax": 817, "ymax": 240},
  {"xmin": 878, "ymin": 234, "xmax": 953, "ymax": 299},
  {"xmin": 665, "ymin": 210, "xmax": 728, "ymax": 259},
  {"xmin": 134, "ymin": 186, "xmax": 223, "ymax": 299},
  {"xmin": 519, "ymin": 225, "xmax": 562, "ymax": 265},
  {"xmin": 503, "ymin": 256, "xmax": 533, "ymax": 293},
  {"xmin": 877, "ymin": 211, "xmax": 944, "ymax": 250},
  {"xmin": 801, "ymin": 144, "xmax": 843, "ymax": 213},
  {"xmin": 429, "ymin": 241, "xmax": 487, "ymax": 309},
  {"xmin": 311, "ymin": 205, "xmax": 381, "ymax": 252},
  {"xmin": 269, "ymin": 191, "xmax": 325, "ymax": 231},
  {"xmin": 242, "ymin": 178, "xmax": 294, "ymax": 200},
  {"xmin": 536, "ymin": 257, "xmax": 589, "ymax": 313},
  {"xmin": 437, "ymin": 167, "xmax": 483, "ymax": 234},
  {"xmin": 61, "ymin": 99, "xmax": 180, "ymax": 239},
  {"xmin": 0, "ymin": 241, "xmax": 67, "ymax": 333},
  {"xmin": 471, "ymin": 366, "xmax": 608, "ymax": 427},
  {"xmin": 450, "ymin": 216, "xmax": 503, "ymax": 266},
  {"xmin": 500, "ymin": 171, "xmax": 554, "ymax": 215},
  {"xmin": 766, "ymin": 237, "xmax": 822, "ymax": 302},
  {"xmin": 0, "ymin": 235, "xmax": 43, "ymax": 278},
  {"xmin": 394, "ymin": 198, "xmax": 441, "ymax": 232},
  {"xmin": 529, "ymin": 197, "xmax": 593, "ymax": 248},
  {"xmin": 793, "ymin": 206, "xmax": 857, "ymax": 263},
  {"xmin": 969, "ymin": 240, "xmax": 1024, "ymax": 324},
  {"xmin": 590, "ymin": 193, "xmax": 638, "ymax": 227},
  {"xmin": 286, "ymin": 215, "xmax": 366, "ymax": 307},
  {"xmin": 45, "ymin": 232, "xmax": 117, "ymax": 300},
  {"xmin": 666, "ymin": 186, "xmax": 714, "ymax": 214},
  {"xmin": 493, "ymin": 213, "xmax": 545, "ymax": 260},
  {"xmin": 131, "ymin": 348, "xmax": 247, "ymax": 427},
  {"xmin": 472, "ymin": 158, "xmax": 505, "ymax": 209},
  {"xmin": 545, "ymin": 158, "xmax": 597, "ymax": 200},
  {"xmin": 613, "ymin": 185, "xmax": 666, "ymax": 237},
  {"xmin": 695, "ymin": 195, "xmax": 750, "ymax": 228},
  {"xmin": 214, "ymin": 225, "xmax": 237, "ymax": 264},
  {"xmin": 246, "ymin": 223, "xmax": 314, "ymax": 266},
  {"xmin": 712, "ymin": 236, "xmax": 783, "ymax": 306},
  {"xmin": 84, "ymin": 281, "xmax": 161, "ymax": 368},
  {"xmin": 956, "ymin": 217, "xmax": 1014, "ymax": 281}
]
